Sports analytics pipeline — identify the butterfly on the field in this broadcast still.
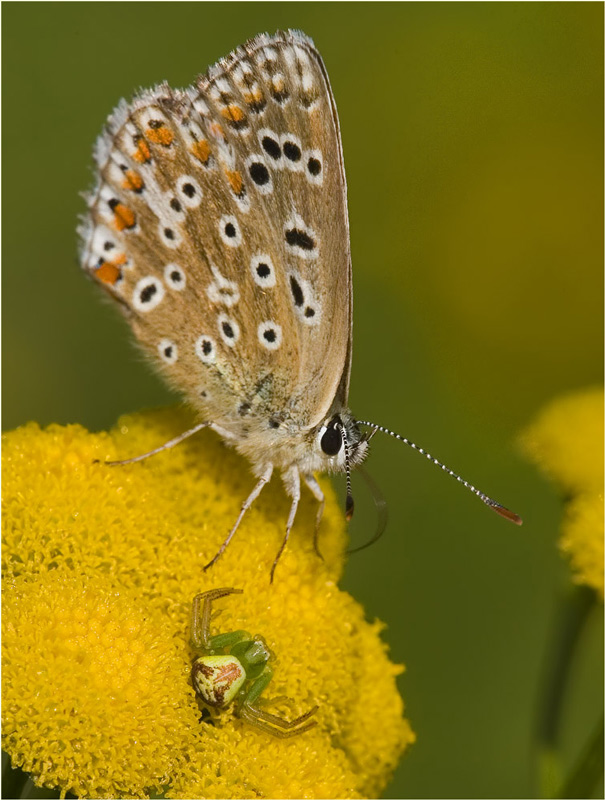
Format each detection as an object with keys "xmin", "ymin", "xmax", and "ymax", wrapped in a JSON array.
[{"xmin": 79, "ymin": 30, "xmax": 521, "ymax": 581}]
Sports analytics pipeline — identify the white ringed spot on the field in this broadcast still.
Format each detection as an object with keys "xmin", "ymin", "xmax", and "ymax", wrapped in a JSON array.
[
  {"xmin": 195, "ymin": 335, "xmax": 216, "ymax": 364},
  {"xmin": 167, "ymin": 194, "xmax": 185, "ymax": 215},
  {"xmin": 158, "ymin": 338, "xmax": 178, "ymax": 364},
  {"xmin": 280, "ymin": 133, "xmax": 304, "ymax": 172},
  {"xmin": 164, "ymin": 263, "xmax": 186, "ymax": 290},
  {"xmin": 176, "ymin": 176, "xmax": 203, "ymax": 208},
  {"xmin": 257, "ymin": 128, "xmax": 283, "ymax": 168},
  {"xmin": 159, "ymin": 222, "xmax": 182, "ymax": 249},
  {"xmin": 218, "ymin": 313, "xmax": 240, "ymax": 347},
  {"xmin": 289, "ymin": 272, "xmax": 320, "ymax": 326},
  {"xmin": 245, "ymin": 154, "xmax": 273, "ymax": 195},
  {"xmin": 219, "ymin": 215, "xmax": 242, "ymax": 247},
  {"xmin": 250, "ymin": 254, "xmax": 276, "ymax": 288},
  {"xmin": 258, "ymin": 321, "xmax": 282, "ymax": 350},
  {"xmin": 133, "ymin": 276, "xmax": 164, "ymax": 312},
  {"xmin": 284, "ymin": 213, "xmax": 318, "ymax": 260},
  {"xmin": 304, "ymin": 149, "xmax": 324, "ymax": 186}
]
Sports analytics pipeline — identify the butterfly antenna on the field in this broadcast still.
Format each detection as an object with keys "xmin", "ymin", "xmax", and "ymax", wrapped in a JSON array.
[
  {"xmin": 357, "ymin": 421, "xmax": 523, "ymax": 525},
  {"xmin": 347, "ymin": 466, "xmax": 389, "ymax": 555},
  {"xmin": 337, "ymin": 421, "xmax": 355, "ymax": 521}
]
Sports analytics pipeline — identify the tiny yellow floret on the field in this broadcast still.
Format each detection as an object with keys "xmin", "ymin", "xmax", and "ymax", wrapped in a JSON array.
[
  {"xmin": 2, "ymin": 408, "xmax": 414, "ymax": 798},
  {"xmin": 520, "ymin": 387, "xmax": 604, "ymax": 598}
]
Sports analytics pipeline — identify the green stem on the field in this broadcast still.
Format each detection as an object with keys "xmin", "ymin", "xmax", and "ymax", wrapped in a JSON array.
[
  {"xmin": 557, "ymin": 713, "xmax": 604, "ymax": 799},
  {"xmin": 535, "ymin": 585, "xmax": 596, "ymax": 798}
]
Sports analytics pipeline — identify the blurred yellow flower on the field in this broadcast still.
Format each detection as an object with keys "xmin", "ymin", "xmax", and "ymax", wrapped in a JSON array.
[
  {"xmin": 2, "ymin": 407, "xmax": 414, "ymax": 799},
  {"xmin": 520, "ymin": 387, "xmax": 604, "ymax": 598}
]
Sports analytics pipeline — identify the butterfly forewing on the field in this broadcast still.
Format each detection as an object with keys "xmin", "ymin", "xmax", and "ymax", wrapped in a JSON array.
[{"xmin": 80, "ymin": 30, "xmax": 351, "ymax": 439}]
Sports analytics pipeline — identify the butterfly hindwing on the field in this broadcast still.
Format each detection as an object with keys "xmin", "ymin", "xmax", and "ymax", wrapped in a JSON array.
[{"xmin": 80, "ymin": 30, "xmax": 352, "ymax": 438}]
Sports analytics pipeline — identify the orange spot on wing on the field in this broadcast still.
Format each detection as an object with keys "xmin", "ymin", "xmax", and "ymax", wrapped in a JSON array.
[
  {"xmin": 244, "ymin": 88, "xmax": 263, "ymax": 105},
  {"xmin": 122, "ymin": 169, "xmax": 144, "ymax": 192},
  {"xmin": 226, "ymin": 170, "xmax": 243, "ymax": 195},
  {"xmin": 133, "ymin": 138, "xmax": 151, "ymax": 164},
  {"xmin": 146, "ymin": 125, "xmax": 174, "ymax": 146},
  {"xmin": 96, "ymin": 254, "xmax": 126, "ymax": 285},
  {"xmin": 221, "ymin": 104, "xmax": 245, "ymax": 123},
  {"xmin": 190, "ymin": 139, "xmax": 211, "ymax": 164},
  {"xmin": 209, "ymin": 122, "xmax": 225, "ymax": 139},
  {"xmin": 113, "ymin": 203, "xmax": 136, "ymax": 231}
]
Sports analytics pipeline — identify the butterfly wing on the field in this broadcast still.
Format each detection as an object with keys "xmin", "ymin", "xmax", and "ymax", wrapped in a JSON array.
[{"xmin": 80, "ymin": 30, "xmax": 352, "ymax": 439}]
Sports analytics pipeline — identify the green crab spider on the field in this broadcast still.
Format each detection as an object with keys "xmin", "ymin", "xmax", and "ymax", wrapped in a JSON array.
[{"xmin": 190, "ymin": 587, "xmax": 318, "ymax": 738}]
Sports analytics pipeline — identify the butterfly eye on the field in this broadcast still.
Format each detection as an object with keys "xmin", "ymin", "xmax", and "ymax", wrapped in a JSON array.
[{"xmin": 320, "ymin": 424, "xmax": 342, "ymax": 456}]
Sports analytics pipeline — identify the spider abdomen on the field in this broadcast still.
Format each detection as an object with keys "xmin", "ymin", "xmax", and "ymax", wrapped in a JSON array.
[{"xmin": 192, "ymin": 654, "xmax": 246, "ymax": 707}]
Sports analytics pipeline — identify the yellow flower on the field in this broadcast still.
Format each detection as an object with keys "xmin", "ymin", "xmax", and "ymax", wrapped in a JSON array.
[
  {"xmin": 2, "ymin": 407, "xmax": 414, "ymax": 798},
  {"xmin": 520, "ymin": 387, "xmax": 604, "ymax": 598}
]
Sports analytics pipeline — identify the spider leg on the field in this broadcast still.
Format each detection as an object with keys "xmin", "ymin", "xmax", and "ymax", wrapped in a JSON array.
[
  {"xmin": 304, "ymin": 473, "xmax": 325, "ymax": 560},
  {"xmin": 239, "ymin": 703, "xmax": 318, "ymax": 738},
  {"xmin": 208, "ymin": 629, "xmax": 250, "ymax": 650},
  {"xmin": 103, "ymin": 421, "xmax": 209, "ymax": 466},
  {"xmin": 204, "ymin": 464, "xmax": 274, "ymax": 571},
  {"xmin": 244, "ymin": 702, "xmax": 319, "ymax": 729},
  {"xmin": 190, "ymin": 588, "xmax": 243, "ymax": 650}
]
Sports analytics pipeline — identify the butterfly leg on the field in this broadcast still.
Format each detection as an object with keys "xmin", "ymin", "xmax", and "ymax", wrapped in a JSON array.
[
  {"xmin": 103, "ymin": 421, "xmax": 210, "ymax": 466},
  {"xmin": 203, "ymin": 464, "xmax": 274, "ymax": 571},
  {"xmin": 303, "ymin": 474, "xmax": 325, "ymax": 560},
  {"xmin": 270, "ymin": 468, "xmax": 301, "ymax": 583}
]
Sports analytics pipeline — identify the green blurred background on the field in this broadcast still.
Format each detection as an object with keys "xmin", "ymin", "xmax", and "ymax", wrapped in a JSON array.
[{"xmin": 3, "ymin": 3, "xmax": 603, "ymax": 797}]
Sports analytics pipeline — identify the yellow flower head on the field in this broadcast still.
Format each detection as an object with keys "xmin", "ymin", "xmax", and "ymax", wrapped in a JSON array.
[
  {"xmin": 520, "ymin": 387, "xmax": 604, "ymax": 598},
  {"xmin": 2, "ymin": 407, "xmax": 414, "ymax": 798}
]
